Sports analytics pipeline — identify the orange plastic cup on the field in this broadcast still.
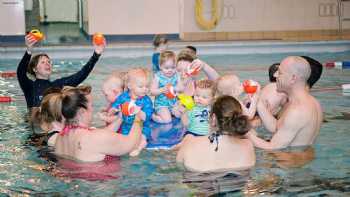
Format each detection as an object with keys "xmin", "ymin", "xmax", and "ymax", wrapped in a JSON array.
[
  {"xmin": 93, "ymin": 33, "xmax": 105, "ymax": 45},
  {"xmin": 121, "ymin": 101, "xmax": 136, "ymax": 116},
  {"xmin": 185, "ymin": 64, "xmax": 201, "ymax": 77},
  {"xmin": 165, "ymin": 84, "xmax": 176, "ymax": 99},
  {"xmin": 29, "ymin": 29, "xmax": 44, "ymax": 41},
  {"xmin": 243, "ymin": 80, "xmax": 258, "ymax": 94}
]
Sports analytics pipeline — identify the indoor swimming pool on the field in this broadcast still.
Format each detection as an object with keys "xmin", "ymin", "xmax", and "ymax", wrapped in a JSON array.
[{"xmin": 0, "ymin": 41, "xmax": 349, "ymax": 196}]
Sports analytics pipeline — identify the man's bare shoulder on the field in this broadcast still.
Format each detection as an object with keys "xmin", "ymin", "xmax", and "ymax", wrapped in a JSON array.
[{"xmin": 279, "ymin": 102, "xmax": 309, "ymax": 128}]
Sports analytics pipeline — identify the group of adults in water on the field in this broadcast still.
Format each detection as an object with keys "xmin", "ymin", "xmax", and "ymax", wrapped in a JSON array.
[{"xmin": 17, "ymin": 34, "xmax": 323, "ymax": 172}]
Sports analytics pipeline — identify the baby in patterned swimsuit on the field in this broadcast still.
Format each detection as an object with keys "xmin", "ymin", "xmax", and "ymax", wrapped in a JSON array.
[
  {"xmin": 151, "ymin": 50, "xmax": 183, "ymax": 123},
  {"xmin": 181, "ymin": 79, "xmax": 215, "ymax": 136}
]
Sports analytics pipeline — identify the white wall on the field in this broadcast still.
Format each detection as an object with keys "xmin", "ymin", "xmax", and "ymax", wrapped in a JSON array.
[
  {"xmin": 0, "ymin": 0, "xmax": 25, "ymax": 35},
  {"xmin": 24, "ymin": 0, "xmax": 32, "ymax": 11},
  {"xmin": 83, "ymin": 0, "xmax": 180, "ymax": 35},
  {"xmin": 39, "ymin": 0, "xmax": 78, "ymax": 22},
  {"xmin": 180, "ymin": 0, "xmax": 345, "ymax": 33}
]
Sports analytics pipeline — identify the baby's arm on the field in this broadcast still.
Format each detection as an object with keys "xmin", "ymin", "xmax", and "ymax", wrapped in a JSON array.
[
  {"xmin": 242, "ymin": 84, "xmax": 260, "ymax": 119},
  {"xmin": 181, "ymin": 111, "xmax": 189, "ymax": 127},
  {"xmin": 150, "ymin": 75, "xmax": 166, "ymax": 96},
  {"xmin": 105, "ymin": 113, "xmax": 123, "ymax": 131},
  {"xmin": 175, "ymin": 76, "xmax": 184, "ymax": 93},
  {"xmin": 99, "ymin": 111, "xmax": 118, "ymax": 124},
  {"xmin": 240, "ymin": 97, "xmax": 258, "ymax": 120}
]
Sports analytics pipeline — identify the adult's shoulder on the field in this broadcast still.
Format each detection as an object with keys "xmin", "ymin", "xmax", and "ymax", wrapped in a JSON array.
[{"xmin": 181, "ymin": 135, "xmax": 209, "ymax": 149}]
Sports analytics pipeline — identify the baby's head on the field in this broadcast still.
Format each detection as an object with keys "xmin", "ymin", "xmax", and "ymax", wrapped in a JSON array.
[
  {"xmin": 194, "ymin": 79, "xmax": 216, "ymax": 107},
  {"xmin": 268, "ymin": 63, "xmax": 279, "ymax": 82},
  {"xmin": 153, "ymin": 34, "xmax": 168, "ymax": 52},
  {"xmin": 185, "ymin": 46, "xmax": 197, "ymax": 56},
  {"xmin": 126, "ymin": 68, "xmax": 150, "ymax": 98},
  {"xmin": 216, "ymin": 74, "xmax": 242, "ymax": 97},
  {"xmin": 159, "ymin": 50, "xmax": 177, "ymax": 77},
  {"xmin": 102, "ymin": 72, "xmax": 125, "ymax": 103},
  {"xmin": 176, "ymin": 50, "xmax": 197, "ymax": 75}
]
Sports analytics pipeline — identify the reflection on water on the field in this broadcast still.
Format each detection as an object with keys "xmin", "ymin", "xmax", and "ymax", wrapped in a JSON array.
[
  {"xmin": 182, "ymin": 170, "xmax": 249, "ymax": 195},
  {"xmin": 267, "ymin": 146, "xmax": 315, "ymax": 169}
]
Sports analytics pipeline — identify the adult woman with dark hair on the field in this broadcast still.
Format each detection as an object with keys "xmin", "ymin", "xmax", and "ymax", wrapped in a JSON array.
[
  {"xmin": 39, "ymin": 86, "xmax": 142, "ymax": 162},
  {"xmin": 17, "ymin": 34, "xmax": 105, "ymax": 110},
  {"xmin": 30, "ymin": 85, "xmax": 91, "ymax": 147},
  {"xmin": 176, "ymin": 96, "xmax": 256, "ymax": 172}
]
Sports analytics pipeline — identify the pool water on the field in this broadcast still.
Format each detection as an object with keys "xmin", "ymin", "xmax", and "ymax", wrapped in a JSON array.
[{"xmin": 0, "ymin": 43, "xmax": 350, "ymax": 196}]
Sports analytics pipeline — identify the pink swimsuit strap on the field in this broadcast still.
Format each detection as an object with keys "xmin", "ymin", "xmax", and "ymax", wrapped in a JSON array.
[{"xmin": 59, "ymin": 125, "xmax": 92, "ymax": 136}]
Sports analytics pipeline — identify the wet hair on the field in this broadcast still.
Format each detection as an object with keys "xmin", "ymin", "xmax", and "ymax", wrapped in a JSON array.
[
  {"xmin": 28, "ymin": 53, "xmax": 50, "ymax": 76},
  {"xmin": 211, "ymin": 96, "xmax": 251, "ymax": 136},
  {"xmin": 125, "ymin": 68, "xmax": 150, "ymax": 86},
  {"xmin": 104, "ymin": 71, "xmax": 125, "ymax": 90},
  {"xmin": 301, "ymin": 56, "xmax": 323, "ymax": 88},
  {"xmin": 32, "ymin": 85, "xmax": 92, "ymax": 128},
  {"xmin": 268, "ymin": 63, "xmax": 279, "ymax": 82},
  {"xmin": 43, "ymin": 87, "xmax": 62, "ymax": 97},
  {"xmin": 185, "ymin": 46, "xmax": 197, "ymax": 54},
  {"xmin": 30, "ymin": 90, "xmax": 63, "ymax": 131},
  {"xmin": 159, "ymin": 50, "xmax": 176, "ymax": 66},
  {"xmin": 195, "ymin": 79, "xmax": 216, "ymax": 96},
  {"xmin": 215, "ymin": 74, "xmax": 241, "ymax": 97},
  {"xmin": 39, "ymin": 93, "xmax": 63, "ymax": 125},
  {"xmin": 152, "ymin": 34, "xmax": 168, "ymax": 48},
  {"xmin": 176, "ymin": 49, "xmax": 197, "ymax": 63},
  {"xmin": 60, "ymin": 86, "xmax": 90, "ymax": 124}
]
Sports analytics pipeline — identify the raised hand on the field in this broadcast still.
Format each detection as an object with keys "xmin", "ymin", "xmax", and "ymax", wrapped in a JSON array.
[
  {"xmin": 25, "ymin": 34, "xmax": 38, "ymax": 53},
  {"xmin": 93, "ymin": 37, "xmax": 106, "ymax": 55}
]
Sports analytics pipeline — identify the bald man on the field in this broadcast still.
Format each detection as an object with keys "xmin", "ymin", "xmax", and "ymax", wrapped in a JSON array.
[{"xmin": 247, "ymin": 56, "xmax": 323, "ymax": 150}]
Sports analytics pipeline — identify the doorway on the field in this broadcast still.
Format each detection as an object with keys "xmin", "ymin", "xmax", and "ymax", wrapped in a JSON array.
[{"xmin": 24, "ymin": 0, "xmax": 87, "ymax": 45}]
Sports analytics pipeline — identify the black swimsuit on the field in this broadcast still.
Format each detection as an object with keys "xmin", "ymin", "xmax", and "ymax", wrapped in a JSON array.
[
  {"xmin": 208, "ymin": 132, "xmax": 220, "ymax": 151},
  {"xmin": 27, "ymin": 130, "xmax": 60, "ymax": 146}
]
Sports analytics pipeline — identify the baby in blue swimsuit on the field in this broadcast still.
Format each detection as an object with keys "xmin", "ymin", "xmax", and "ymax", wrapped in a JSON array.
[
  {"xmin": 151, "ymin": 35, "xmax": 168, "ymax": 73},
  {"xmin": 110, "ymin": 68, "xmax": 153, "ymax": 156},
  {"xmin": 151, "ymin": 51, "xmax": 183, "ymax": 123},
  {"xmin": 99, "ymin": 72, "xmax": 125, "ymax": 125}
]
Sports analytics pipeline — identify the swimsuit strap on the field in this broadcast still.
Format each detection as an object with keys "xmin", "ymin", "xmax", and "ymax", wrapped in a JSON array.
[
  {"xmin": 47, "ymin": 130, "xmax": 60, "ymax": 139},
  {"xmin": 208, "ymin": 132, "xmax": 220, "ymax": 152},
  {"xmin": 59, "ymin": 125, "xmax": 91, "ymax": 136}
]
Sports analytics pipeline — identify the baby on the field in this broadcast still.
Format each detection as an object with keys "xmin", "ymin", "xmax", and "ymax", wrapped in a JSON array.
[
  {"xmin": 99, "ymin": 72, "xmax": 125, "ymax": 125},
  {"xmin": 181, "ymin": 79, "xmax": 215, "ymax": 136},
  {"xmin": 110, "ymin": 68, "xmax": 153, "ymax": 156},
  {"xmin": 151, "ymin": 50, "xmax": 183, "ymax": 124},
  {"xmin": 259, "ymin": 63, "xmax": 288, "ymax": 116},
  {"xmin": 176, "ymin": 50, "xmax": 219, "ymax": 96},
  {"xmin": 152, "ymin": 34, "xmax": 168, "ymax": 73},
  {"xmin": 184, "ymin": 45, "xmax": 197, "ymax": 56},
  {"xmin": 216, "ymin": 74, "xmax": 259, "ymax": 120}
]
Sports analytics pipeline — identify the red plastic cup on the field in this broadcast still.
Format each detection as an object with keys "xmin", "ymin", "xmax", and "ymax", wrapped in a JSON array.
[
  {"xmin": 165, "ymin": 84, "xmax": 176, "ymax": 99},
  {"xmin": 121, "ymin": 101, "xmax": 136, "ymax": 116},
  {"xmin": 243, "ymin": 80, "xmax": 258, "ymax": 94}
]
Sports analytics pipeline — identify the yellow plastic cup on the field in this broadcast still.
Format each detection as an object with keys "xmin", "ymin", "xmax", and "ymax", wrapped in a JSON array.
[{"xmin": 178, "ymin": 93, "xmax": 195, "ymax": 110}]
